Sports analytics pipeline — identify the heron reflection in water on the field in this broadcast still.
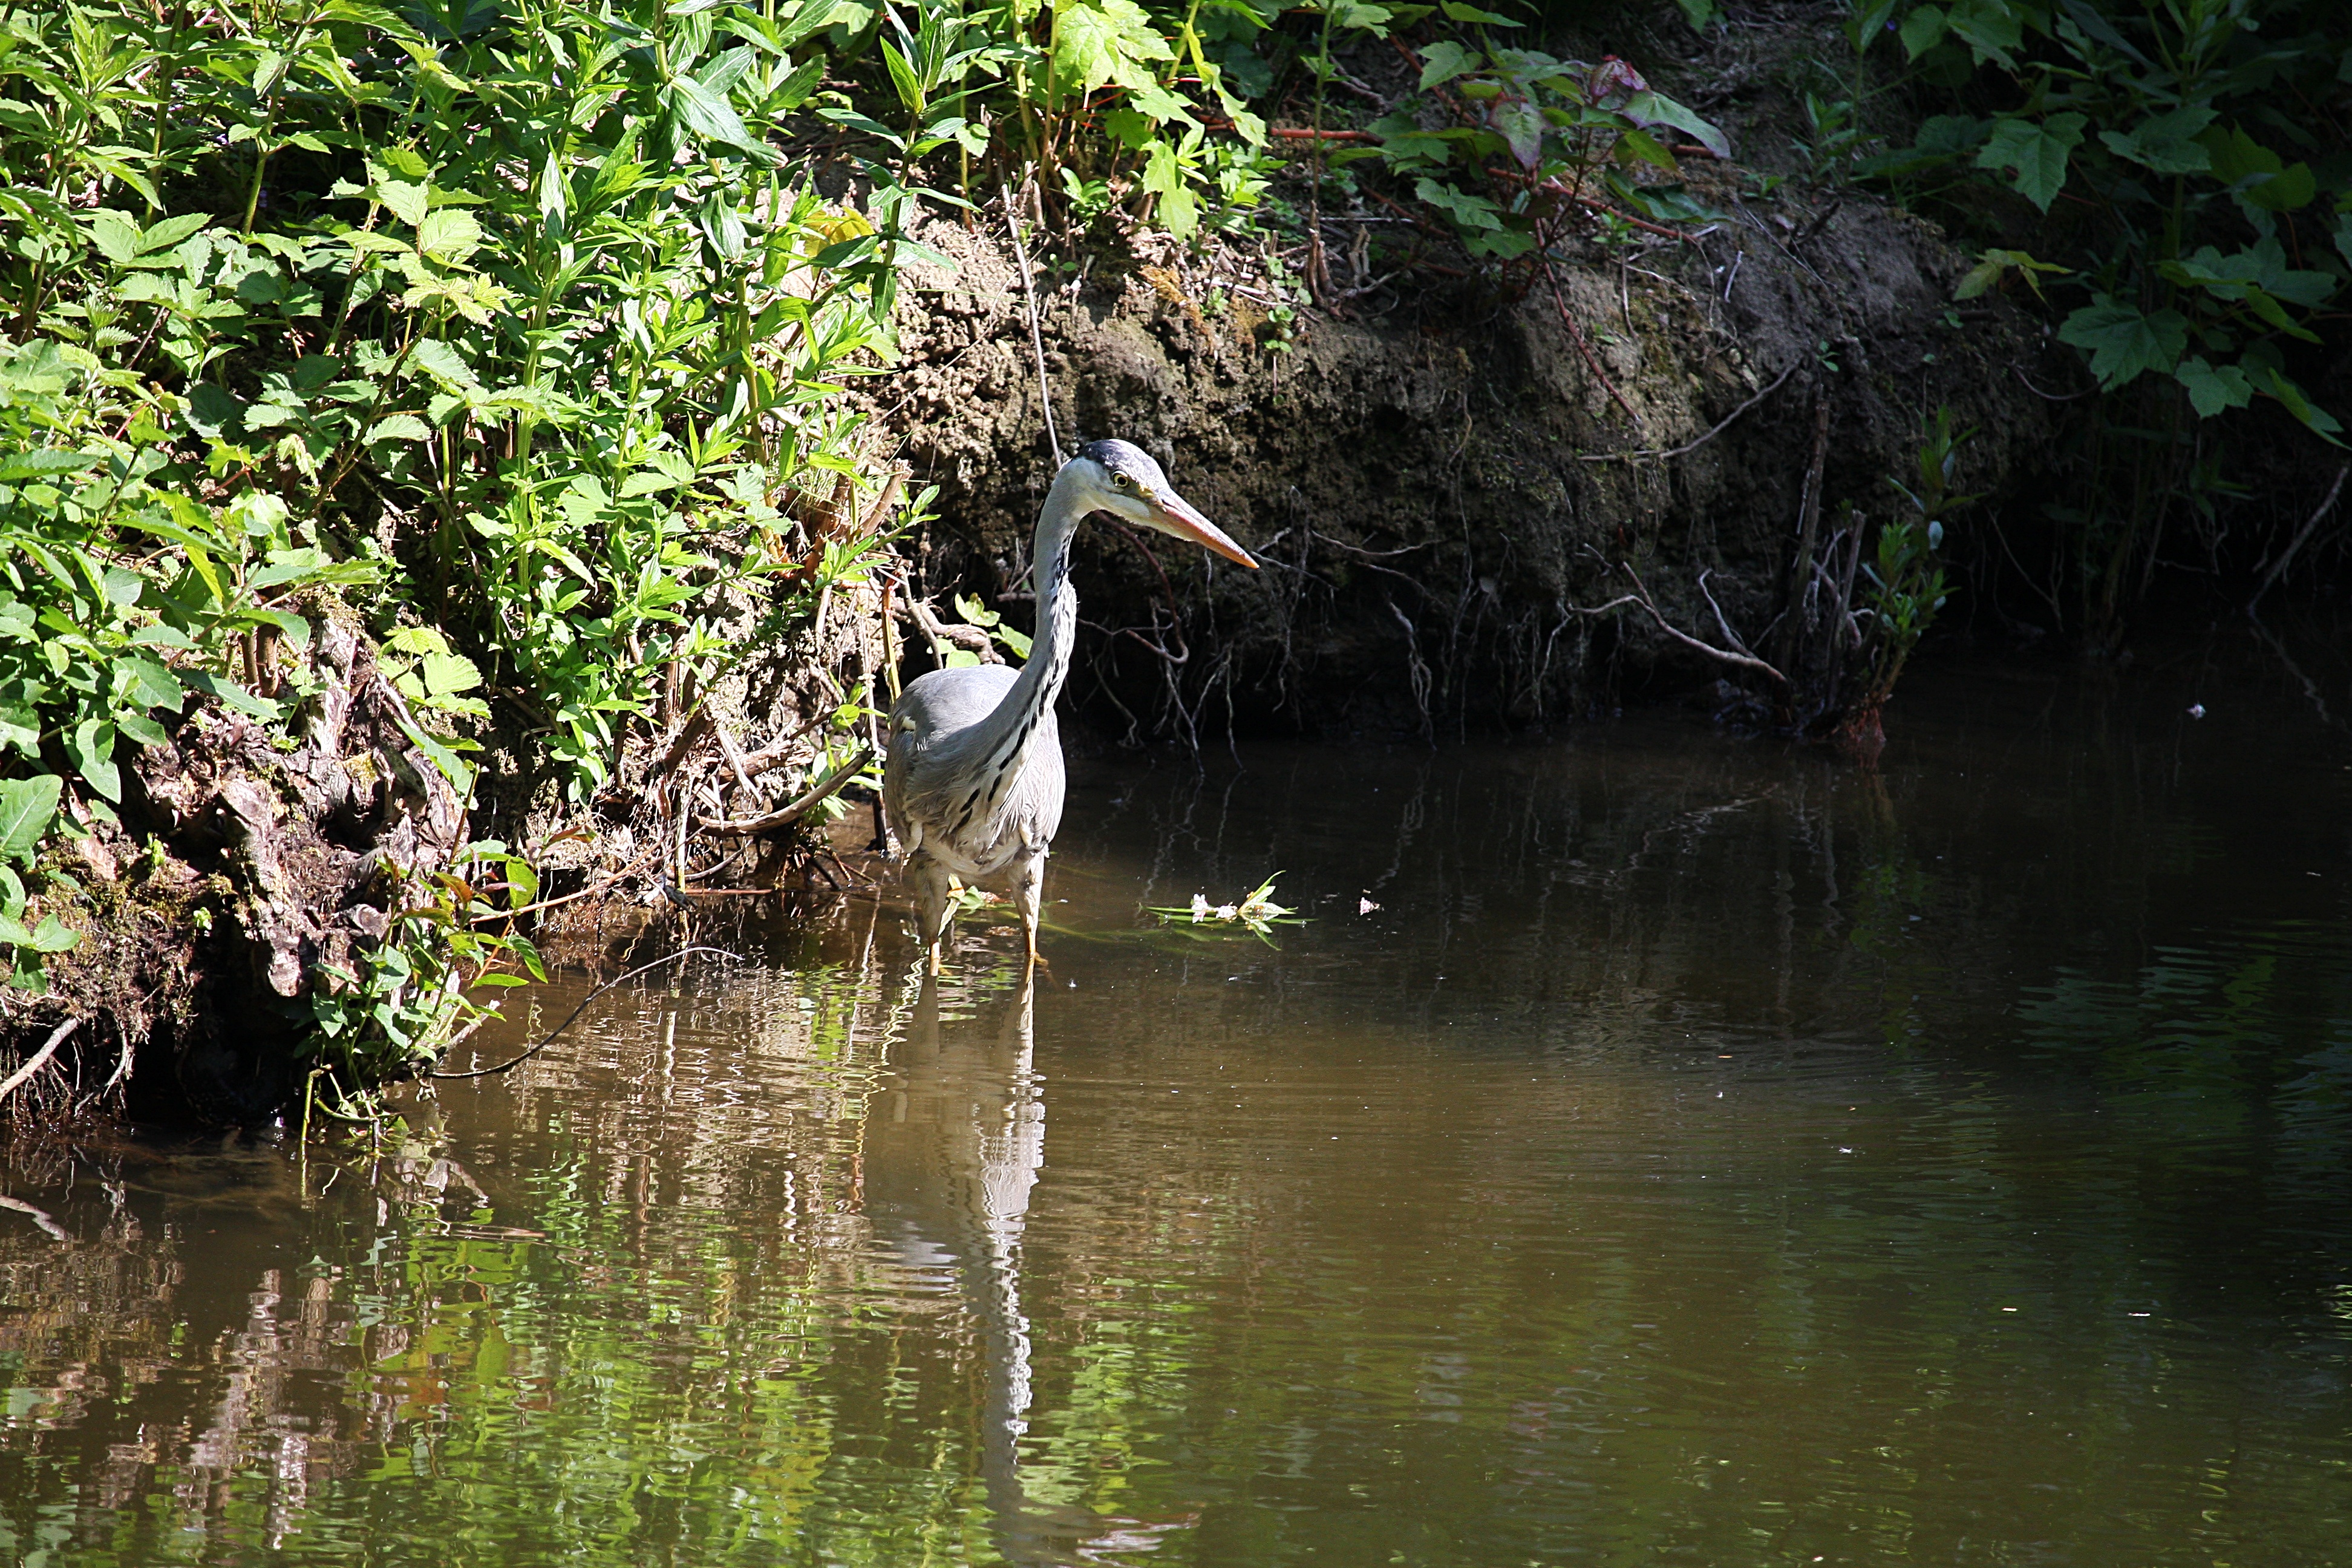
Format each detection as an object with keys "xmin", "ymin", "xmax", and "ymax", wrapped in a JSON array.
[
  {"xmin": 864, "ymin": 972, "xmax": 1166, "ymax": 1564},
  {"xmin": 884, "ymin": 440, "xmax": 1256, "ymax": 973}
]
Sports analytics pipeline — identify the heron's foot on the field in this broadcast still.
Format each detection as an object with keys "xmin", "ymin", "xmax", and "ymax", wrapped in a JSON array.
[{"xmin": 925, "ymin": 942, "xmax": 942, "ymax": 976}]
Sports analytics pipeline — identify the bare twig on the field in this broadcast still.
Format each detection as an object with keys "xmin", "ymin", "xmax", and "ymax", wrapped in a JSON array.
[
  {"xmin": 426, "ymin": 948, "xmax": 735, "ymax": 1080},
  {"xmin": 1003, "ymin": 184, "xmax": 1063, "ymax": 466},
  {"xmin": 648, "ymin": 707, "xmax": 713, "ymax": 786},
  {"xmin": 471, "ymin": 844, "xmax": 660, "ymax": 925},
  {"xmin": 1564, "ymin": 563, "xmax": 1788, "ymax": 684},
  {"xmin": 2249, "ymin": 462, "xmax": 2348, "ymax": 613},
  {"xmin": 1536, "ymin": 240, "xmax": 1642, "ymax": 429},
  {"xmin": 1772, "ymin": 398, "xmax": 1834, "ymax": 681},
  {"xmin": 1578, "ymin": 361, "xmax": 1797, "ymax": 463},
  {"xmin": 1696, "ymin": 569, "xmax": 1755, "ymax": 656},
  {"xmin": 699, "ymin": 747, "xmax": 874, "ymax": 836},
  {"xmin": 2011, "ymin": 364, "xmax": 2092, "ymax": 402},
  {"xmin": 0, "ymin": 1018, "xmax": 79, "ymax": 1103}
]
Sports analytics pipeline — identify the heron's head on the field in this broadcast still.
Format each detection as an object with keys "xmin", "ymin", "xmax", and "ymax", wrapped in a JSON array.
[{"xmin": 1066, "ymin": 439, "xmax": 1258, "ymax": 569}]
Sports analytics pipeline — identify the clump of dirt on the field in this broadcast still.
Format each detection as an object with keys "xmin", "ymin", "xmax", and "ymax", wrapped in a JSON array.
[
  {"xmin": 3, "ymin": 620, "xmax": 474, "ymax": 1125},
  {"xmin": 878, "ymin": 165, "xmax": 2057, "ymax": 739}
]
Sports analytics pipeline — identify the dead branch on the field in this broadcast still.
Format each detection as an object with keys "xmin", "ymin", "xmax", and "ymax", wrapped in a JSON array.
[
  {"xmin": 0, "ymin": 1018, "xmax": 79, "ymax": 1103},
  {"xmin": 699, "ymin": 747, "xmax": 874, "ymax": 836},
  {"xmin": 1564, "ymin": 563, "xmax": 1789, "ymax": 685},
  {"xmin": 2249, "ymin": 462, "xmax": 2349, "ymax": 613},
  {"xmin": 1535, "ymin": 238, "xmax": 1644, "ymax": 429},
  {"xmin": 648, "ymin": 707, "xmax": 714, "ymax": 788},
  {"xmin": 901, "ymin": 593, "xmax": 1001, "ymax": 664},
  {"xmin": 1578, "ymin": 361, "xmax": 1798, "ymax": 463}
]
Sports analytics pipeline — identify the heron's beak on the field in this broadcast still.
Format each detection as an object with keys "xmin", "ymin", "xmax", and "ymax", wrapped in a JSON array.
[{"xmin": 1151, "ymin": 491, "xmax": 1258, "ymax": 570}]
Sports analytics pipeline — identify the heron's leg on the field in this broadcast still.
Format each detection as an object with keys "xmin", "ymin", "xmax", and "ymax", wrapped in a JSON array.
[
  {"xmin": 911, "ymin": 855, "xmax": 955, "ymax": 975},
  {"xmin": 1007, "ymin": 849, "xmax": 1048, "ymax": 971}
]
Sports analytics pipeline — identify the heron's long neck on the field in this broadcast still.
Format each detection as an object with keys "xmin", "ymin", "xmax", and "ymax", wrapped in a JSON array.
[{"xmin": 971, "ymin": 469, "xmax": 1083, "ymax": 767}]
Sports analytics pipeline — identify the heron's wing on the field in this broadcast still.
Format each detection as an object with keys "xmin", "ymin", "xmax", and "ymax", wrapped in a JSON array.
[
  {"xmin": 1005, "ymin": 708, "xmax": 1064, "ymax": 852},
  {"xmin": 885, "ymin": 664, "xmax": 1024, "ymax": 842}
]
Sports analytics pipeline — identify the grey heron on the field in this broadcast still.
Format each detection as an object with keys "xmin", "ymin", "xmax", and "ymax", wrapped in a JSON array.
[{"xmin": 883, "ymin": 439, "xmax": 1256, "ymax": 972}]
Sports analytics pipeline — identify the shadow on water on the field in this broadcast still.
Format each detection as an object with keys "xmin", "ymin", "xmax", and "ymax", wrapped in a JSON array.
[{"xmin": 3, "ymin": 619, "xmax": 2351, "ymax": 1566}]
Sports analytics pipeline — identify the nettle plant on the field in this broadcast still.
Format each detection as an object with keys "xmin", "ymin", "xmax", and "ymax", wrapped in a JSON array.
[
  {"xmin": 1846, "ymin": 0, "xmax": 2348, "ymax": 624},
  {"xmin": 1344, "ymin": 6, "xmax": 1728, "ymax": 261}
]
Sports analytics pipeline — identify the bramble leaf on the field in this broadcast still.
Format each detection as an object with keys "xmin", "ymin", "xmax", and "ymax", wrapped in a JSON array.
[{"xmin": 1976, "ymin": 113, "xmax": 2085, "ymax": 212}]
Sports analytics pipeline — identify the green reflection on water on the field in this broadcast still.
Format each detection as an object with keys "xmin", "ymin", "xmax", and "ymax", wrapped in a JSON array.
[{"xmin": 4, "ymin": 649, "xmax": 2352, "ymax": 1567}]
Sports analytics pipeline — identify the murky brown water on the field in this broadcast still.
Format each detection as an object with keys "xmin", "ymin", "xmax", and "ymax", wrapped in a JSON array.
[{"xmin": 5, "ymin": 630, "xmax": 2352, "ymax": 1566}]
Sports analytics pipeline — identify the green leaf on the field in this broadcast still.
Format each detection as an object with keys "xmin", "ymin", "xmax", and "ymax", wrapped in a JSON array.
[
  {"xmin": 368, "ymin": 413, "xmax": 433, "ymax": 443},
  {"xmin": 25, "ymin": 915, "xmax": 80, "ymax": 954},
  {"xmin": 89, "ymin": 208, "xmax": 139, "ymax": 266},
  {"xmin": 1898, "ymin": 4, "xmax": 1947, "ymax": 59},
  {"xmin": 2174, "ymin": 356, "xmax": 2252, "ymax": 418},
  {"xmin": 1054, "ymin": 0, "xmax": 1175, "ymax": 99},
  {"xmin": 119, "ymin": 655, "xmax": 186, "ymax": 712},
  {"xmin": 2254, "ymin": 366, "xmax": 2344, "ymax": 443},
  {"xmin": 1439, "ymin": 1, "xmax": 1519, "ymax": 24},
  {"xmin": 1945, "ymin": 0, "xmax": 2022, "ymax": 65},
  {"xmin": 2097, "ymin": 106, "xmax": 2214, "ymax": 175},
  {"xmin": 0, "ymin": 775, "xmax": 60, "ymax": 866},
  {"xmin": 378, "ymin": 177, "xmax": 430, "ymax": 228},
  {"xmin": 669, "ymin": 72, "xmax": 755, "ymax": 151},
  {"xmin": 2244, "ymin": 162, "xmax": 2315, "ymax": 214},
  {"xmin": 1415, "ymin": 177, "xmax": 1503, "ymax": 229},
  {"xmin": 420, "ymin": 650, "xmax": 483, "ymax": 696},
  {"xmin": 183, "ymin": 669, "xmax": 282, "ymax": 720},
  {"xmin": 1954, "ymin": 246, "xmax": 2065, "ymax": 301},
  {"xmin": 1975, "ymin": 113, "xmax": 2085, "ymax": 213},
  {"xmin": 72, "ymin": 717, "xmax": 122, "ymax": 803},
  {"xmin": 2056, "ymin": 295, "xmax": 2187, "ymax": 388},
  {"xmin": 1492, "ymin": 99, "xmax": 1544, "ymax": 168},
  {"xmin": 880, "ymin": 36, "xmax": 923, "ymax": 113},
  {"xmin": 1619, "ymin": 89, "xmax": 1730, "ymax": 161},
  {"xmin": 1416, "ymin": 38, "xmax": 1481, "ymax": 91},
  {"xmin": 417, "ymin": 209, "xmax": 483, "ymax": 261},
  {"xmin": 140, "ymin": 212, "xmax": 212, "ymax": 253}
]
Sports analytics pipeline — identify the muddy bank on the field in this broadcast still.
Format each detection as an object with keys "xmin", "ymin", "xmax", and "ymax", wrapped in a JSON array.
[{"xmin": 883, "ymin": 171, "xmax": 2054, "ymax": 739}]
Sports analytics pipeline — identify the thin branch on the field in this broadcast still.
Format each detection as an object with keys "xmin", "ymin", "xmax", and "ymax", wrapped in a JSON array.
[
  {"xmin": 1696, "ymin": 569, "xmax": 1754, "ymax": 655},
  {"xmin": 699, "ymin": 747, "xmax": 874, "ymax": 836},
  {"xmin": 1003, "ymin": 184, "xmax": 1063, "ymax": 466},
  {"xmin": 1564, "ymin": 564, "xmax": 1789, "ymax": 685},
  {"xmin": 1578, "ymin": 361, "xmax": 1797, "ymax": 463},
  {"xmin": 0, "ymin": 1018, "xmax": 79, "ymax": 1103},
  {"xmin": 426, "ymin": 948, "xmax": 736, "ymax": 1080},
  {"xmin": 2249, "ymin": 462, "xmax": 2348, "ymax": 613},
  {"xmin": 1535, "ymin": 237, "xmax": 1643, "ymax": 429}
]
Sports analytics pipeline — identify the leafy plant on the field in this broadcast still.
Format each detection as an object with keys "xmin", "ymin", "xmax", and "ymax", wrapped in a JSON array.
[
  {"xmin": 1849, "ymin": 0, "xmax": 2351, "ymax": 636},
  {"xmin": 1149, "ymin": 873, "xmax": 1304, "ymax": 941}
]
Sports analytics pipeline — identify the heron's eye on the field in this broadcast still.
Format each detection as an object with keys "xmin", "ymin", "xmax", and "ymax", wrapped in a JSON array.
[{"xmin": 1111, "ymin": 471, "xmax": 1132, "ymax": 490}]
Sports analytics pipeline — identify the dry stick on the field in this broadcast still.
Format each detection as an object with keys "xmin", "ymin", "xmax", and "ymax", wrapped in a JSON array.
[
  {"xmin": 714, "ymin": 720, "xmax": 761, "ymax": 807},
  {"xmin": 1536, "ymin": 241, "xmax": 1643, "ymax": 428},
  {"xmin": 1578, "ymin": 361, "xmax": 1798, "ymax": 463},
  {"xmin": 700, "ymin": 746, "xmax": 874, "ymax": 835},
  {"xmin": 469, "ymin": 844, "xmax": 661, "ymax": 926},
  {"xmin": 1002, "ymin": 183, "xmax": 1064, "ymax": 466},
  {"xmin": 1565, "ymin": 563, "xmax": 1788, "ymax": 685},
  {"xmin": 0, "ymin": 1018, "xmax": 79, "ymax": 1103},
  {"xmin": 2248, "ymin": 462, "xmax": 2349, "ymax": 613},
  {"xmin": 425, "ymin": 947, "xmax": 735, "ymax": 1080},
  {"xmin": 1771, "ymin": 398, "xmax": 1834, "ymax": 683}
]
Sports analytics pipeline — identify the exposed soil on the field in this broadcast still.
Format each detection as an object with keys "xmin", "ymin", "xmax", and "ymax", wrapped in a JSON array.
[{"xmin": 880, "ymin": 165, "xmax": 2056, "ymax": 742}]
